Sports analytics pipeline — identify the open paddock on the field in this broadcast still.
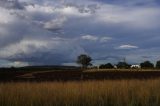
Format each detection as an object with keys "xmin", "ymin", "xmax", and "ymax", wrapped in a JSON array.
[{"xmin": 0, "ymin": 69, "xmax": 160, "ymax": 82}]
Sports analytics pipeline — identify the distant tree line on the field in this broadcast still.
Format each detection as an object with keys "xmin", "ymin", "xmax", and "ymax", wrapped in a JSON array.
[
  {"xmin": 77, "ymin": 54, "xmax": 160, "ymax": 69},
  {"xmin": 99, "ymin": 61, "xmax": 160, "ymax": 69}
]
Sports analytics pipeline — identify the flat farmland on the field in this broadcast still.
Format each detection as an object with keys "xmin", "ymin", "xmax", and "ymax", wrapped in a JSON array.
[{"xmin": 1, "ymin": 69, "xmax": 160, "ymax": 82}]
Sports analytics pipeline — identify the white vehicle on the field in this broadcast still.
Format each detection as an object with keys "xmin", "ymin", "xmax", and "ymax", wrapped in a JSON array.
[
  {"xmin": 114, "ymin": 65, "xmax": 117, "ymax": 69},
  {"xmin": 131, "ymin": 65, "xmax": 141, "ymax": 69}
]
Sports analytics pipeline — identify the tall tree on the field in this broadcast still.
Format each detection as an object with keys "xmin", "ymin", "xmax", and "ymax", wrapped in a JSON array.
[{"xmin": 77, "ymin": 54, "xmax": 92, "ymax": 68}]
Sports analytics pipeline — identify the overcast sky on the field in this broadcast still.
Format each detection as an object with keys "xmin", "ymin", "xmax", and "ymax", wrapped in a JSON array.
[{"xmin": 0, "ymin": 0, "xmax": 160, "ymax": 67}]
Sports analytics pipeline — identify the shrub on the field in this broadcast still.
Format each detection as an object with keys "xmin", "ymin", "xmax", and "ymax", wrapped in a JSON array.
[
  {"xmin": 140, "ymin": 61, "xmax": 154, "ymax": 69},
  {"xmin": 116, "ymin": 62, "xmax": 130, "ymax": 69},
  {"xmin": 156, "ymin": 60, "xmax": 160, "ymax": 69},
  {"xmin": 99, "ymin": 63, "xmax": 114, "ymax": 69}
]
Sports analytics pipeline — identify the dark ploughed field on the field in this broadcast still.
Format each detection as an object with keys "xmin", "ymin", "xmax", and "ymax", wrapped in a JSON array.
[{"xmin": 1, "ymin": 68, "xmax": 160, "ymax": 82}]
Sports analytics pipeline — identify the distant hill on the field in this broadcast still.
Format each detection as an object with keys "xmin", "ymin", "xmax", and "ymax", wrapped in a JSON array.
[{"xmin": 0, "ymin": 65, "xmax": 81, "ymax": 72}]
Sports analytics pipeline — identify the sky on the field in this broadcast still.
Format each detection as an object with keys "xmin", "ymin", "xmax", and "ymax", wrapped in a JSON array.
[{"xmin": 0, "ymin": 0, "xmax": 160, "ymax": 67}]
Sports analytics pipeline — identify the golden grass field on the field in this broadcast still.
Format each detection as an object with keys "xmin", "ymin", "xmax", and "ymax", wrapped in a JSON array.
[{"xmin": 0, "ymin": 79, "xmax": 160, "ymax": 106}]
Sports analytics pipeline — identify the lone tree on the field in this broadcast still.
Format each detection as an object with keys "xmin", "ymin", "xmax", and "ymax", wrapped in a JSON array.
[
  {"xmin": 77, "ymin": 54, "xmax": 92, "ymax": 68},
  {"xmin": 140, "ymin": 61, "xmax": 154, "ymax": 69},
  {"xmin": 156, "ymin": 60, "xmax": 160, "ymax": 69}
]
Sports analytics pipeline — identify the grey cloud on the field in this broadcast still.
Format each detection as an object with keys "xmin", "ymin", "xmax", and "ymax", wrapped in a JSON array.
[
  {"xmin": 0, "ymin": 0, "xmax": 160, "ymax": 66},
  {"xmin": 117, "ymin": 45, "xmax": 139, "ymax": 49},
  {"xmin": 43, "ymin": 17, "xmax": 67, "ymax": 31},
  {"xmin": 0, "ymin": 0, "xmax": 25, "ymax": 9},
  {"xmin": 64, "ymin": 3, "xmax": 100, "ymax": 14}
]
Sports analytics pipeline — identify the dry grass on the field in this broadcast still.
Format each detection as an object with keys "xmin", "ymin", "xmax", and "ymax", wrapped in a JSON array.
[{"xmin": 0, "ymin": 79, "xmax": 160, "ymax": 106}]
